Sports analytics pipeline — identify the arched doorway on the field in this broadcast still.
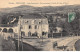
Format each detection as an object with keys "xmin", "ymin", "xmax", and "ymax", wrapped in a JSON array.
[
  {"xmin": 32, "ymin": 32, "xmax": 38, "ymax": 37},
  {"xmin": 3, "ymin": 28, "xmax": 7, "ymax": 32},
  {"xmin": 21, "ymin": 31, "xmax": 25, "ymax": 36},
  {"xmin": 28, "ymin": 31, "xmax": 31, "ymax": 37},
  {"xmin": 8, "ymin": 28, "xmax": 13, "ymax": 33}
]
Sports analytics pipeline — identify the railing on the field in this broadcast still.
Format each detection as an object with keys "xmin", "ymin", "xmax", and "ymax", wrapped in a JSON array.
[{"xmin": 0, "ymin": 24, "xmax": 17, "ymax": 27}]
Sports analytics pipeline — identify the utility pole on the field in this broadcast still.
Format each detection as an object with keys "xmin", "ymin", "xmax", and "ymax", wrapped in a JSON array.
[
  {"xmin": 41, "ymin": 20, "xmax": 43, "ymax": 43},
  {"xmin": 61, "ymin": 31, "xmax": 62, "ymax": 37},
  {"xmin": 18, "ymin": 16, "xmax": 21, "ymax": 51},
  {"xmin": 21, "ymin": 33, "xmax": 23, "ymax": 51},
  {"xmin": 40, "ymin": 12, "xmax": 43, "ymax": 43}
]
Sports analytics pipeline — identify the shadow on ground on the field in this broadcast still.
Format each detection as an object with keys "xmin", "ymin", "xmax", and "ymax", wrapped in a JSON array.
[{"xmin": 13, "ymin": 39, "xmax": 42, "ymax": 51}]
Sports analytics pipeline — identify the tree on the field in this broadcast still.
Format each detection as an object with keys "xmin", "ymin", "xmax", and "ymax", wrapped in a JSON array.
[{"xmin": 70, "ymin": 11, "xmax": 80, "ymax": 36}]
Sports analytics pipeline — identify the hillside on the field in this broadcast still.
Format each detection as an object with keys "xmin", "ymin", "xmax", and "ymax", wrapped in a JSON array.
[
  {"xmin": 0, "ymin": 5, "xmax": 80, "ymax": 14},
  {"xmin": 0, "ymin": 5, "xmax": 80, "ymax": 24}
]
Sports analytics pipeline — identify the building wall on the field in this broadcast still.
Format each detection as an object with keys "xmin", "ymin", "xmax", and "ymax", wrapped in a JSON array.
[
  {"xmin": 13, "ymin": 27, "xmax": 19, "ymax": 33},
  {"xmin": 0, "ymin": 27, "xmax": 18, "ymax": 33},
  {"xmin": 20, "ymin": 18, "xmax": 49, "ymax": 37},
  {"xmin": 0, "ymin": 26, "xmax": 19, "ymax": 39}
]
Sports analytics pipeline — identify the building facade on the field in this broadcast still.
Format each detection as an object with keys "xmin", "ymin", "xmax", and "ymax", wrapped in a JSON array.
[{"xmin": 19, "ymin": 14, "xmax": 49, "ymax": 38}]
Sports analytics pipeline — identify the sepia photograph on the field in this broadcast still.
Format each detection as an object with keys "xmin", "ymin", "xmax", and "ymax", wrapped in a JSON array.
[{"xmin": 0, "ymin": 0, "xmax": 80, "ymax": 51}]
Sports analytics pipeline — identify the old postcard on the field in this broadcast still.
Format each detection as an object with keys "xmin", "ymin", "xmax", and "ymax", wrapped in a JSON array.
[{"xmin": 0, "ymin": 0, "xmax": 80, "ymax": 51}]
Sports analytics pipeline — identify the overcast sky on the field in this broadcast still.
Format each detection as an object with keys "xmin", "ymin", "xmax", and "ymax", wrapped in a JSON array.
[{"xmin": 0, "ymin": 0, "xmax": 80, "ymax": 8}]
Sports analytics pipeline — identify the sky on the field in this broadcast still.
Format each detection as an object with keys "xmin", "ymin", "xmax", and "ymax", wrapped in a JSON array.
[{"xmin": 0, "ymin": 0, "xmax": 80, "ymax": 8}]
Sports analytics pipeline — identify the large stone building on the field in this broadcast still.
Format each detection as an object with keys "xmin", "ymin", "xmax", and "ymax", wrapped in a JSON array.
[
  {"xmin": 0, "ymin": 13, "xmax": 49, "ymax": 38},
  {"xmin": 19, "ymin": 13, "xmax": 49, "ymax": 38}
]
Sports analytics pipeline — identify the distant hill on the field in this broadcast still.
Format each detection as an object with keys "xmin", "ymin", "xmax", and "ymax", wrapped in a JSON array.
[
  {"xmin": 0, "ymin": 5, "xmax": 80, "ymax": 14},
  {"xmin": 0, "ymin": 5, "xmax": 80, "ymax": 24}
]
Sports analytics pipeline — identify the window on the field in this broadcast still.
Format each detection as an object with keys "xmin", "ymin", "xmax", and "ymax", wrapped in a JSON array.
[
  {"xmin": 39, "ymin": 22, "xmax": 41, "ymax": 24},
  {"xmin": 38, "ymin": 26, "xmax": 39, "ymax": 29},
  {"xmin": 35, "ymin": 25, "xmax": 37, "ymax": 29},
  {"xmin": 29, "ymin": 25, "xmax": 31, "ymax": 29},
  {"xmin": 3, "ymin": 28, "xmax": 7, "ymax": 32},
  {"xmin": 34, "ymin": 20, "xmax": 36, "ymax": 24},
  {"xmin": 20, "ymin": 25, "xmax": 23, "ymax": 29},
  {"xmin": 8, "ymin": 28, "xmax": 13, "ymax": 33}
]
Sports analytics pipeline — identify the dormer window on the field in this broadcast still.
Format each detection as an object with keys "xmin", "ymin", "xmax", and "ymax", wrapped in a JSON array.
[{"xmin": 25, "ymin": 21, "xmax": 28, "ymax": 24}]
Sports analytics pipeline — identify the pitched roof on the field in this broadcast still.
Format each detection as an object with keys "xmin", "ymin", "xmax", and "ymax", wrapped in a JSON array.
[{"xmin": 22, "ymin": 13, "xmax": 46, "ymax": 19}]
